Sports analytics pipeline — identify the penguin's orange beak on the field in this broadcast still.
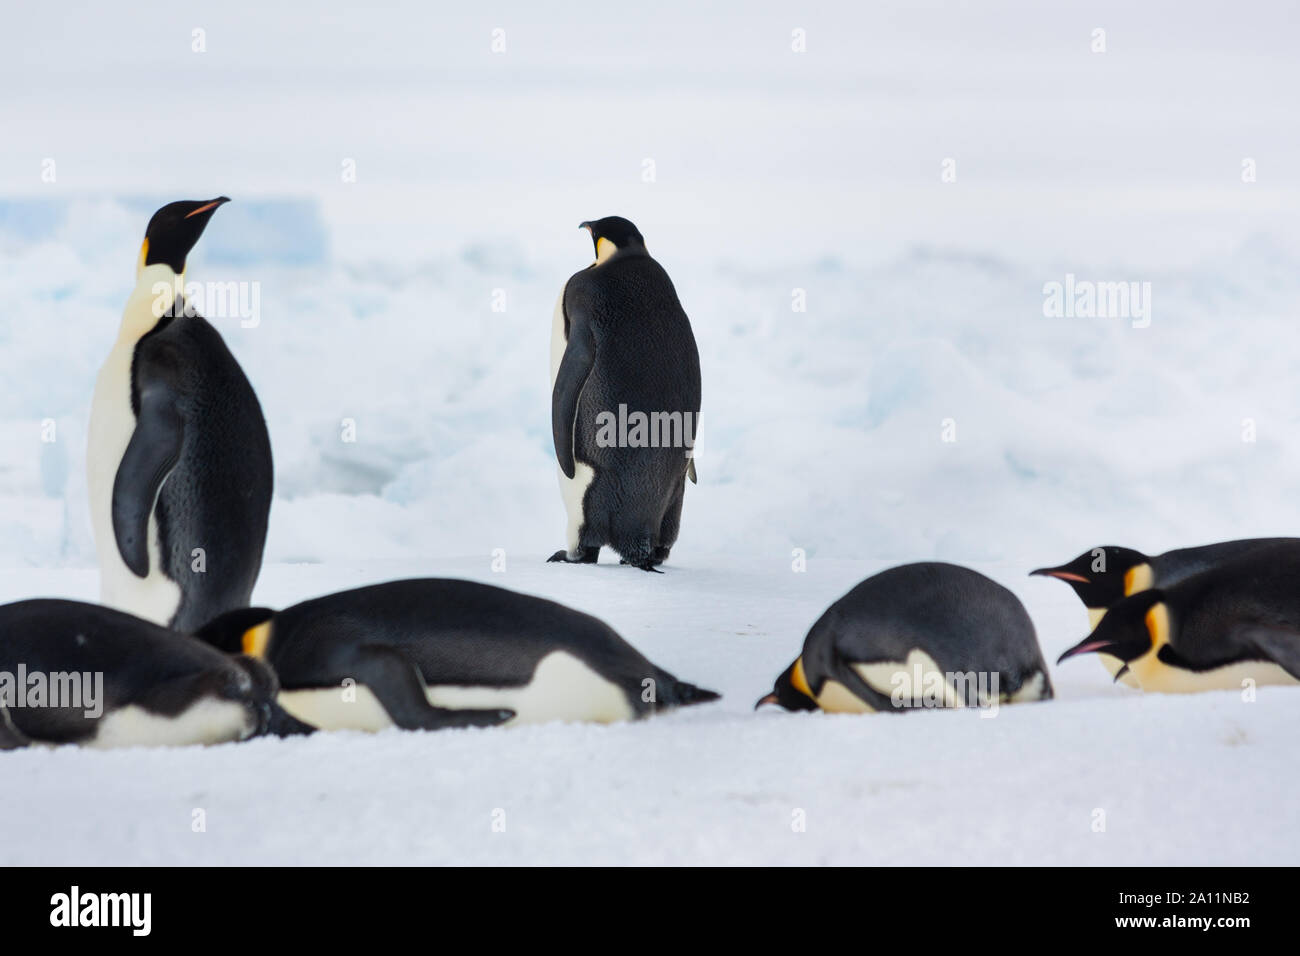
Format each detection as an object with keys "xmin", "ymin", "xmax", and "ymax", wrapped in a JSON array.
[
  {"xmin": 1056, "ymin": 635, "xmax": 1118, "ymax": 663},
  {"xmin": 185, "ymin": 197, "xmax": 231, "ymax": 219},
  {"xmin": 1030, "ymin": 567, "xmax": 1089, "ymax": 583}
]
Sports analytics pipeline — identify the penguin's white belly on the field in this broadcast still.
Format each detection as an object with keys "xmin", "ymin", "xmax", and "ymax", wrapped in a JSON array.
[
  {"xmin": 1133, "ymin": 657, "xmax": 1299, "ymax": 694},
  {"xmin": 813, "ymin": 678, "xmax": 877, "ymax": 713},
  {"xmin": 812, "ymin": 650, "xmax": 954, "ymax": 713},
  {"xmin": 549, "ymin": 292, "xmax": 567, "ymax": 385},
  {"xmin": 557, "ymin": 462, "xmax": 597, "ymax": 551},
  {"xmin": 551, "ymin": 290, "xmax": 596, "ymax": 550},
  {"xmin": 87, "ymin": 342, "xmax": 181, "ymax": 627},
  {"xmin": 427, "ymin": 651, "xmax": 635, "ymax": 724},
  {"xmin": 278, "ymin": 684, "xmax": 395, "ymax": 732},
  {"xmin": 276, "ymin": 650, "xmax": 636, "ymax": 731},
  {"xmin": 857, "ymin": 651, "xmax": 964, "ymax": 705},
  {"xmin": 814, "ymin": 650, "xmax": 1047, "ymax": 712},
  {"xmin": 90, "ymin": 697, "xmax": 255, "ymax": 749}
]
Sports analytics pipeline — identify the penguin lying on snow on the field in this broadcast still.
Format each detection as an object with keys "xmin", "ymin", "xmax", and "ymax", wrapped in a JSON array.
[
  {"xmin": 549, "ymin": 216, "xmax": 701, "ymax": 571},
  {"xmin": 87, "ymin": 197, "xmax": 274, "ymax": 633},
  {"xmin": 1056, "ymin": 548, "xmax": 1300, "ymax": 693},
  {"xmin": 1032, "ymin": 538, "xmax": 1298, "ymax": 625},
  {"xmin": 757, "ymin": 562, "xmax": 1053, "ymax": 713},
  {"xmin": 197, "ymin": 578, "xmax": 721, "ymax": 730},
  {"xmin": 1031, "ymin": 538, "xmax": 1298, "ymax": 685},
  {"xmin": 0, "ymin": 600, "xmax": 308, "ymax": 750}
]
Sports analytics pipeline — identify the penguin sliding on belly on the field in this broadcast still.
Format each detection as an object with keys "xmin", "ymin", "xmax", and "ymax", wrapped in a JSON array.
[
  {"xmin": 0, "ymin": 599, "xmax": 308, "ymax": 750},
  {"xmin": 87, "ymin": 198, "xmax": 273, "ymax": 633},
  {"xmin": 1056, "ymin": 547, "xmax": 1300, "ymax": 693},
  {"xmin": 549, "ymin": 217, "xmax": 701, "ymax": 571},
  {"xmin": 1031, "ymin": 538, "xmax": 1298, "ymax": 685},
  {"xmin": 196, "ymin": 578, "xmax": 721, "ymax": 731},
  {"xmin": 757, "ymin": 563, "xmax": 1053, "ymax": 713}
]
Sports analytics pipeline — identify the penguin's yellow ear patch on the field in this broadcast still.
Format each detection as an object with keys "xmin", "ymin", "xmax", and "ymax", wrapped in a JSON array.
[
  {"xmin": 1144, "ymin": 602, "xmax": 1170, "ymax": 648},
  {"xmin": 595, "ymin": 237, "xmax": 618, "ymax": 264},
  {"xmin": 137, "ymin": 238, "xmax": 149, "ymax": 275},
  {"xmin": 1124, "ymin": 562, "xmax": 1154, "ymax": 596},
  {"xmin": 791, "ymin": 657, "xmax": 813, "ymax": 698},
  {"xmin": 241, "ymin": 622, "xmax": 272, "ymax": 659}
]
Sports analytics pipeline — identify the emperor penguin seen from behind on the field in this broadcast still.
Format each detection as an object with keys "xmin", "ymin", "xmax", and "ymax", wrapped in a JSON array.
[
  {"xmin": 87, "ymin": 198, "xmax": 273, "ymax": 633},
  {"xmin": 549, "ymin": 216, "xmax": 701, "ymax": 571}
]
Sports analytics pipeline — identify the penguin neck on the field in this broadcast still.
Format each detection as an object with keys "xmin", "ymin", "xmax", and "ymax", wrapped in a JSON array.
[
  {"xmin": 120, "ymin": 264, "xmax": 186, "ymax": 342},
  {"xmin": 1127, "ymin": 602, "xmax": 1171, "ymax": 685},
  {"xmin": 592, "ymin": 244, "xmax": 648, "ymax": 268}
]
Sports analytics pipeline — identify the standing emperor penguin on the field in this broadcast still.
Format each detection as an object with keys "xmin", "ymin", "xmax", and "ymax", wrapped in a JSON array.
[
  {"xmin": 549, "ymin": 217, "xmax": 701, "ymax": 571},
  {"xmin": 87, "ymin": 198, "xmax": 273, "ymax": 633}
]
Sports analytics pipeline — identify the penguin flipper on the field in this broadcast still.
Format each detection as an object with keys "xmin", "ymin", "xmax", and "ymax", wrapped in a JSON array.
[
  {"xmin": 1239, "ymin": 624, "xmax": 1300, "ymax": 681},
  {"xmin": 831, "ymin": 660, "xmax": 901, "ymax": 712},
  {"xmin": 347, "ymin": 645, "xmax": 514, "ymax": 731},
  {"xmin": 551, "ymin": 312, "xmax": 596, "ymax": 479},
  {"xmin": 111, "ymin": 383, "xmax": 184, "ymax": 578}
]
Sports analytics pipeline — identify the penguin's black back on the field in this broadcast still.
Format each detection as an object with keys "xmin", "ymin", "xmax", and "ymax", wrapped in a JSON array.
[
  {"xmin": 1153, "ymin": 537, "xmax": 1299, "ymax": 589},
  {"xmin": 806, "ymin": 562, "xmax": 1049, "ymax": 686},
  {"xmin": 1160, "ymin": 545, "xmax": 1300, "ymax": 671},
  {"xmin": 0, "ymin": 599, "xmax": 253, "ymax": 743},
  {"xmin": 564, "ymin": 253, "xmax": 701, "ymax": 548},
  {"xmin": 133, "ymin": 314, "xmax": 273, "ymax": 631},
  {"xmin": 267, "ymin": 579, "xmax": 689, "ymax": 700}
]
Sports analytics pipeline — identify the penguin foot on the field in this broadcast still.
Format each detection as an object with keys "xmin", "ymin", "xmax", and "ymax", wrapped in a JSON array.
[
  {"xmin": 620, "ymin": 558, "xmax": 665, "ymax": 573},
  {"xmin": 547, "ymin": 547, "xmax": 599, "ymax": 564}
]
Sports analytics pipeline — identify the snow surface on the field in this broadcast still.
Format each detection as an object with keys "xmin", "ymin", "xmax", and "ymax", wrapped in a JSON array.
[
  {"xmin": 2, "ymin": 1, "xmax": 1300, "ymax": 864},
  {"xmin": 2, "ymin": 557, "xmax": 1296, "ymax": 866}
]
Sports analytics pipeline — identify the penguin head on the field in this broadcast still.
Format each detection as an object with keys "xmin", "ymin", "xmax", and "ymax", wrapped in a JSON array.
[
  {"xmin": 225, "ymin": 654, "xmax": 316, "ymax": 738},
  {"xmin": 1031, "ymin": 546, "xmax": 1151, "ymax": 611},
  {"xmin": 755, "ymin": 658, "xmax": 818, "ymax": 711},
  {"xmin": 580, "ymin": 216, "xmax": 645, "ymax": 265},
  {"xmin": 1056, "ymin": 588, "xmax": 1166, "ymax": 681},
  {"xmin": 194, "ymin": 606, "xmax": 276, "ymax": 658},
  {"xmin": 138, "ymin": 197, "xmax": 230, "ymax": 277},
  {"xmin": 227, "ymin": 654, "xmax": 281, "ymax": 737}
]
